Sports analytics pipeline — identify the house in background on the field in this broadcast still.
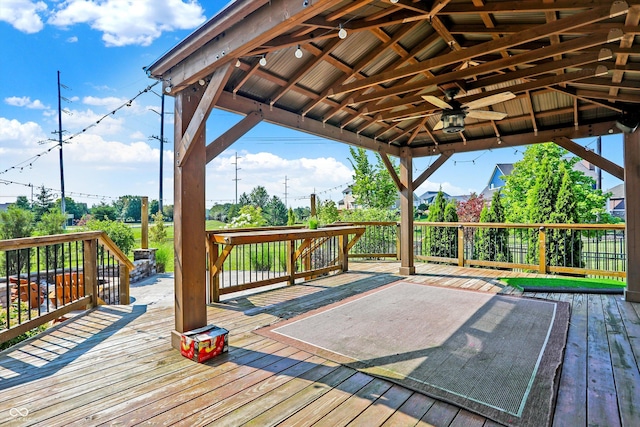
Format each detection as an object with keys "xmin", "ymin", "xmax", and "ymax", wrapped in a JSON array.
[
  {"xmin": 0, "ymin": 203, "xmax": 11, "ymax": 212},
  {"xmin": 480, "ymin": 160, "xmax": 598, "ymax": 201},
  {"xmin": 607, "ymin": 183, "xmax": 625, "ymax": 219},
  {"xmin": 338, "ymin": 186, "xmax": 357, "ymax": 211}
]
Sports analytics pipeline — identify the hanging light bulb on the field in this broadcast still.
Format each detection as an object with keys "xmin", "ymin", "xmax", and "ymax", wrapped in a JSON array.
[
  {"xmin": 338, "ymin": 25, "xmax": 347, "ymax": 39},
  {"xmin": 390, "ymin": 0, "xmax": 399, "ymax": 3},
  {"xmin": 259, "ymin": 55, "xmax": 267, "ymax": 66},
  {"xmin": 295, "ymin": 45, "xmax": 303, "ymax": 58},
  {"xmin": 235, "ymin": 59, "xmax": 241, "ymax": 67}
]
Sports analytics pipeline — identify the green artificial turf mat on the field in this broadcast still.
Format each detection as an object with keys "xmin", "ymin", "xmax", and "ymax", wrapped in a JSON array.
[{"xmin": 500, "ymin": 276, "xmax": 626, "ymax": 291}]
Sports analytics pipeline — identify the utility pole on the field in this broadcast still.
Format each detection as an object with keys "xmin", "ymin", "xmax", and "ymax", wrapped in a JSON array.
[
  {"xmin": 596, "ymin": 135, "xmax": 602, "ymax": 190},
  {"xmin": 149, "ymin": 92, "xmax": 168, "ymax": 215},
  {"xmin": 232, "ymin": 152, "xmax": 241, "ymax": 204},
  {"xmin": 57, "ymin": 71, "xmax": 66, "ymax": 225},
  {"xmin": 284, "ymin": 176, "xmax": 289, "ymax": 207}
]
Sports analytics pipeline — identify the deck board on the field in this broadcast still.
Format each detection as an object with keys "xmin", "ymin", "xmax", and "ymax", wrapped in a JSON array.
[{"xmin": 0, "ymin": 261, "xmax": 638, "ymax": 427}]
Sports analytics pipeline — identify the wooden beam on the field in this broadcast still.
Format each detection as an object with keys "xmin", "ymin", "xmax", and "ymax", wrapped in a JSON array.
[
  {"xmin": 624, "ymin": 129, "xmax": 640, "ymax": 302},
  {"xmin": 410, "ymin": 120, "xmax": 621, "ymax": 157},
  {"xmin": 176, "ymin": 63, "xmax": 232, "ymax": 167},
  {"xmin": 413, "ymin": 151, "xmax": 453, "ymax": 189},
  {"xmin": 205, "ymin": 111, "xmax": 263, "ymax": 163},
  {"xmin": 329, "ymin": 3, "xmax": 627, "ymax": 96},
  {"xmin": 380, "ymin": 153, "xmax": 402, "ymax": 191},
  {"xmin": 215, "ymin": 91, "xmax": 401, "ymax": 157},
  {"xmin": 552, "ymin": 136, "xmax": 624, "ymax": 180},
  {"xmin": 151, "ymin": 0, "xmax": 344, "ymax": 89}
]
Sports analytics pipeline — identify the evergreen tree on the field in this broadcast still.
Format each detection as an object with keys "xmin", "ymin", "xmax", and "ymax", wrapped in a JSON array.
[
  {"xmin": 287, "ymin": 208, "xmax": 296, "ymax": 226},
  {"xmin": 249, "ymin": 186, "xmax": 270, "ymax": 209},
  {"xmin": 526, "ymin": 159, "xmax": 560, "ymax": 263},
  {"xmin": 265, "ymin": 196, "xmax": 288, "ymax": 226},
  {"xmin": 425, "ymin": 190, "xmax": 448, "ymax": 257},
  {"xmin": 473, "ymin": 191, "xmax": 512, "ymax": 264},
  {"xmin": 33, "ymin": 185, "xmax": 55, "ymax": 221},
  {"xmin": 238, "ymin": 192, "xmax": 251, "ymax": 207},
  {"xmin": 548, "ymin": 169, "xmax": 583, "ymax": 268},
  {"xmin": 14, "ymin": 196, "xmax": 31, "ymax": 211},
  {"xmin": 443, "ymin": 200, "xmax": 459, "ymax": 258}
]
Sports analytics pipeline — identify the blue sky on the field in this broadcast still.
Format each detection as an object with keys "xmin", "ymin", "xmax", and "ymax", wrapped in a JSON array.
[{"xmin": 0, "ymin": 1, "xmax": 625, "ymax": 209}]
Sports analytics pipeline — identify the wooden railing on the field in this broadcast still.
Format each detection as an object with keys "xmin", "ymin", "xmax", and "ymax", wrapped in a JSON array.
[
  {"xmin": 0, "ymin": 231, "xmax": 134, "ymax": 345},
  {"xmin": 206, "ymin": 225, "xmax": 365, "ymax": 302},
  {"xmin": 414, "ymin": 222, "xmax": 626, "ymax": 279}
]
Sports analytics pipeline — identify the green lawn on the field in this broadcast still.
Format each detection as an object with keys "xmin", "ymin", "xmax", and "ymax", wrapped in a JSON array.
[{"xmin": 500, "ymin": 276, "xmax": 626, "ymax": 291}]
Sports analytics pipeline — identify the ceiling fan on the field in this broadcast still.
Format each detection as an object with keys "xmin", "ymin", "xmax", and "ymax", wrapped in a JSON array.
[{"xmin": 420, "ymin": 87, "xmax": 516, "ymax": 134}]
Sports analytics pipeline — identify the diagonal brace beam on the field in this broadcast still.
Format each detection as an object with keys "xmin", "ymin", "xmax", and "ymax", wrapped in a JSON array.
[
  {"xmin": 553, "ymin": 136, "xmax": 624, "ymax": 180},
  {"xmin": 206, "ymin": 111, "xmax": 263, "ymax": 163}
]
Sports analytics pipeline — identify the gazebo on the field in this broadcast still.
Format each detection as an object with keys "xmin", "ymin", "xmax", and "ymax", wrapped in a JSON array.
[{"xmin": 145, "ymin": 0, "xmax": 640, "ymax": 347}]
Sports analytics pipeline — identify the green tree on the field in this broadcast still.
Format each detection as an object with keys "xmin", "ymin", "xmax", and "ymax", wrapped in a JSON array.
[
  {"xmin": 117, "ymin": 195, "xmax": 142, "ymax": 222},
  {"xmin": 526, "ymin": 159, "xmax": 561, "ymax": 263},
  {"xmin": 0, "ymin": 206, "xmax": 34, "ymax": 274},
  {"xmin": 442, "ymin": 200, "xmax": 459, "ymax": 258},
  {"xmin": 316, "ymin": 199, "xmax": 339, "ymax": 225},
  {"xmin": 548, "ymin": 169, "xmax": 583, "ymax": 268},
  {"xmin": 14, "ymin": 196, "xmax": 31, "ymax": 211},
  {"xmin": 474, "ymin": 190, "xmax": 512, "ymax": 264},
  {"xmin": 287, "ymin": 208, "xmax": 296, "ymax": 226},
  {"xmin": 149, "ymin": 212, "xmax": 167, "ymax": 244},
  {"xmin": 33, "ymin": 185, "xmax": 55, "ymax": 221},
  {"xmin": 35, "ymin": 209, "xmax": 67, "ymax": 270},
  {"xmin": 162, "ymin": 204, "xmax": 174, "ymax": 221},
  {"xmin": 91, "ymin": 202, "xmax": 117, "ymax": 221},
  {"xmin": 265, "ymin": 196, "xmax": 288, "ymax": 226},
  {"xmin": 238, "ymin": 193, "xmax": 251, "ymax": 207},
  {"xmin": 424, "ymin": 190, "xmax": 449, "ymax": 257},
  {"xmin": 348, "ymin": 147, "xmax": 399, "ymax": 210},
  {"xmin": 249, "ymin": 186, "xmax": 270, "ymax": 209},
  {"xmin": 55, "ymin": 197, "xmax": 88, "ymax": 221},
  {"xmin": 294, "ymin": 207, "xmax": 310, "ymax": 222},
  {"xmin": 503, "ymin": 143, "xmax": 610, "ymax": 223},
  {"xmin": 149, "ymin": 199, "xmax": 160, "ymax": 216}
]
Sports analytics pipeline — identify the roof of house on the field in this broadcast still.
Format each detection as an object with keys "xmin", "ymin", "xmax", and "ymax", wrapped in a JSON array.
[{"xmin": 607, "ymin": 183, "xmax": 625, "ymax": 199}]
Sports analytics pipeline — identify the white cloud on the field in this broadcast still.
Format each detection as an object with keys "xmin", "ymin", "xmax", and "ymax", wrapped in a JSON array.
[
  {"xmin": 208, "ymin": 151, "xmax": 353, "ymax": 205},
  {"xmin": 66, "ymin": 133, "xmax": 160, "ymax": 164},
  {"xmin": 62, "ymin": 108, "xmax": 125, "ymax": 136},
  {"xmin": 416, "ymin": 180, "xmax": 471, "ymax": 197},
  {"xmin": 66, "ymin": 35, "xmax": 78, "ymax": 42},
  {"xmin": 48, "ymin": 0, "xmax": 206, "ymax": 47},
  {"xmin": 0, "ymin": 0, "xmax": 47, "ymax": 33},
  {"xmin": 0, "ymin": 117, "xmax": 46, "ymax": 146},
  {"xmin": 5, "ymin": 96, "xmax": 48, "ymax": 109}
]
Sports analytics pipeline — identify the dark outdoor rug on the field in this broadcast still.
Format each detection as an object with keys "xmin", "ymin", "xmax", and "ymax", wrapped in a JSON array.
[{"xmin": 257, "ymin": 281, "xmax": 570, "ymax": 427}]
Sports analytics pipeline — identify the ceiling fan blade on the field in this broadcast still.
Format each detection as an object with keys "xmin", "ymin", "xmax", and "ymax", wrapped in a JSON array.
[
  {"xmin": 433, "ymin": 120, "xmax": 444, "ymax": 131},
  {"xmin": 422, "ymin": 95, "xmax": 452, "ymax": 109},
  {"xmin": 466, "ymin": 110, "xmax": 508, "ymax": 120},
  {"xmin": 462, "ymin": 91, "xmax": 515, "ymax": 110}
]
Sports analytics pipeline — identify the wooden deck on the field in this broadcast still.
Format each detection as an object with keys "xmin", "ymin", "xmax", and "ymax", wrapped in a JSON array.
[{"xmin": 1, "ymin": 262, "xmax": 638, "ymax": 426}]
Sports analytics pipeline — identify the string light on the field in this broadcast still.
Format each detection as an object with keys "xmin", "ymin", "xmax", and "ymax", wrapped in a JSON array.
[
  {"xmin": 259, "ymin": 55, "xmax": 267, "ymax": 66},
  {"xmin": 295, "ymin": 45, "xmax": 303, "ymax": 59},
  {"xmin": 338, "ymin": 25, "xmax": 347, "ymax": 39},
  {"xmin": 235, "ymin": 59, "xmax": 241, "ymax": 67},
  {"xmin": 1, "ymin": 81, "xmax": 159, "ymax": 177}
]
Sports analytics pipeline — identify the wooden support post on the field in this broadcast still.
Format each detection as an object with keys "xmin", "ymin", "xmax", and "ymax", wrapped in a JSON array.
[
  {"xmin": 207, "ymin": 238, "xmax": 220, "ymax": 303},
  {"xmin": 141, "ymin": 196, "xmax": 148, "ymax": 249},
  {"xmin": 287, "ymin": 240, "xmax": 296, "ymax": 285},
  {"xmin": 83, "ymin": 238, "xmax": 98, "ymax": 308},
  {"xmin": 339, "ymin": 234, "xmax": 348, "ymax": 272},
  {"xmin": 310, "ymin": 193, "xmax": 316, "ymax": 217},
  {"xmin": 396, "ymin": 223, "xmax": 401, "ymax": 261},
  {"xmin": 538, "ymin": 227, "xmax": 547, "ymax": 274},
  {"xmin": 624, "ymin": 130, "xmax": 640, "ymax": 302},
  {"xmin": 171, "ymin": 87, "xmax": 208, "ymax": 350},
  {"xmin": 458, "ymin": 226, "xmax": 464, "ymax": 267},
  {"xmin": 119, "ymin": 264, "xmax": 130, "ymax": 305},
  {"xmin": 399, "ymin": 148, "xmax": 415, "ymax": 275}
]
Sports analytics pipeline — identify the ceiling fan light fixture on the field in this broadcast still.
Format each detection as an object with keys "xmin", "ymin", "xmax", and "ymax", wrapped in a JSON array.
[{"xmin": 441, "ymin": 110, "xmax": 466, "ymax": 133}]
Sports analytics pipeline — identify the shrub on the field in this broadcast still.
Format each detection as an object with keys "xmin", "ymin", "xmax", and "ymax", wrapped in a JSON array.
[
  {"xmin": 154, "ymin": 243, "xmax": 173, "ymax": 273},
  {"xmin": 83, "ymin": 218, "xmax": 135, "ymax": 255},
  {"xmin": 250, "ymin": 244, "xmax": 273, "ymax": 271},
  {"xmin": 149, "ymin": 212, "xmax": 167, "ymax": 244}
]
